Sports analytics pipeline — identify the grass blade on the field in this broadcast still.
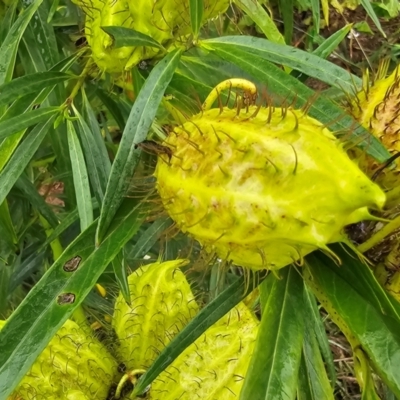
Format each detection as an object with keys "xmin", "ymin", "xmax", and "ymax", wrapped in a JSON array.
[
  {"xmin": 67, "ymin": 120, "xmax": 93, "ymax": 231},
  {"xmin": 96, "ymin": 48, "xmax": 182, "ymax": 243},
  {"xmin": 189, "ymin": 0, "xmax": 203, "ymax": 37},
  {"xmin": 101, "ymin": 26, "xmax": 165, "ymax": 50},
  {"xmin": 0, "ymin": 72, "xmax": 71, "ymax": 108},
  {"xmin": 240, "ymin": 267, "xmax": 304, "ymax": 399},
  {"xmin": 73, "ymin": 102, "xmax": 110, "ymax": 204},
  {"xmin": 201, "ymin": 36, "xmax": 361, "ymax": 93},
  {"xmin": 0, "ymin": 0, "xmax": 43, "ymax": 85},
  {"xmin": 234, "ymin": 0, "xmax": 285, "ymax": 44},
  {"xmin": 0, "ymin": 107, "xmax": 60, "ymax": 141}
]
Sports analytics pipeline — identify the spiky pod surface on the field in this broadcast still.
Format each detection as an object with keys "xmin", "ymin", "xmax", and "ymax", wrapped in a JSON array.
[
  {"xmin": 154, "ymin": 105, "xmax": 386, "ymax": 270},
  {"xmin": 112, "ymin": 259, "xmax": 199, "ymax": 370},
  {"xmin": 0, "ymin": 320, "xmax": 118, "ymax": 399},
  {"xmin": 350, "ymin": 66, "xmax": 400, "ymax": 190},
  {"xmin": 112, "ymin": 259, "xmax": 258, "ymax": 399},
  {"xmin": 73, "ymin": 0, "xmax": 230, "ymax": 73}
]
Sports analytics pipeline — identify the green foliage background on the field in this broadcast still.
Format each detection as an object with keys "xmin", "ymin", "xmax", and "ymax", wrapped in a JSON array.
[{"xmin": 0, "ymin": 0, "xmax": 400, "ymax": 399}]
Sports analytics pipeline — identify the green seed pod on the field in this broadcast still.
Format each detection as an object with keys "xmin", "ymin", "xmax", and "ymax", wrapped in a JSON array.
[
  {"xmin": 1, "ymin": 319, "xmax": 118, "ymax": 399},
  {"xmin": 112, "ymin": 259, "xmax": 199, "ymax": 369},
  {"xmin": 146, "ymin": 302, "xmax": 258, "ymax": 399},
  {"xmin": 72, "ymin": 0, "xmax": 229, "ymax": 72},
  {"xmin": 350, "ymin": 66, "xmax": 400, "ymax": 190},
  {"xmin": 154, "ymin": 80, "xmax": 386, "ymax": 270},
  {"xmin": 85, "ymin": 0, "xmax": 137, "ymax": 73}
]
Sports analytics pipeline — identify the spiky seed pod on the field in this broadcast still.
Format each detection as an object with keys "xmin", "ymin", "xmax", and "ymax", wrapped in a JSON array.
[
  {"xmin": 112, "ymin": 259, "xmax": 199, "ymax": 370},
  {"xmin": 349, "ymin": 66, "xmax": 400, "ymax": 190},
  {"xmin": 147, "ymin": 302, "xmax": 258, "ymax": 399},
  {"xmin": 81, "ymin": 0, "xmax": 137, "ymax": 73},
  {"xmin": 112, "ymin": 259, "xmax": 258, "ymax": 399},
  {"xmin": 154, "ymin": 80, "xmax": 386, "ymax": 270},
  {"xmin": 0, "ymin": 319, "xmax": 118, "ymax": 400},
  {"xmin": 72, "ymin": 0, "xmax": 229, "ymax": 73}
]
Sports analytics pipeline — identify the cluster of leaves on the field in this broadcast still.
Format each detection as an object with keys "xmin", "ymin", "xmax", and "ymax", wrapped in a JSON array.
[{"xmin": 0, "ymin": 0, "xmax": 400, "ymax": 399}]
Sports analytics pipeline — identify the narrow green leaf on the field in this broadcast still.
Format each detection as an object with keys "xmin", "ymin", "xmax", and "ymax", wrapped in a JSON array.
[
  {"xmin": 81, "ymin": 89, "xmax": 111, "ymax": 181},
  {"xmin": 189, "ymin": 0, "xmax": 203, "ymax": 36},
  {"xmin": 0, "ymin": 0, "xmax": 43, "ymax": 85},
  {"xmin": 303, "ymin": 286, "xmax": 336, "ymax": 386},
  {"xmin": 112, "ymin": 250, "xmax": 130, "ymax": 304},
  {"xmin": 306, "ymin": 246, "xmax": 400, "ymax": 397},
  {"xmin": 310, "ymin": 0, "xmax": 320, "ymax": 35},
  {"xmin": 101, "ymin": 26, "xmax": 165, "ymax": 50},
  {"xmin": 201, "ymin": 36, "xmax": 361, "ymax": 93},
  {"xmin": 0, "ymin": 72, "xmax": 71, "ymax": 108},
  {"xmin": 67, "ymin": 120, "xmax": 93, "ymax": 231},
  {"xmin": 279, "ymin": 0, "xmax": 293, "ymax": 43},
  {"xmin": 360, "ymin": 0, "xmax": 386, "ymax": 38},
  {"xmin": 313, "ymin": 25, "xmax": 352, "ymax": 59},
  {"xmin": 128, "ymin": 217, "xmax": 172, "ymax": 259},
  {"xmin": 39, "ymin": 199, "xmax": 99, "ymax": 252},
  {"xmin": 0, "ymin": 133, "xmax": 28, "ymax": 172},
  {"xmin": 199, "ymin": 41, "xmax": 389, "ymax": 162},
  {"xmin": 0, "ymin": 116, "xmax": 55, "ymax": 206},
  {"xmin": 96, "ymin": 49, "xmax": 183, "ymax": 244},
  {"xmin": 0, "ymin": 1, "xmax": 17, "ymax": 48},
  {"xmin": 94, "ymin": 85, "xmax": 127, "ymax": 130},
  {"xmin": 23, "ymin": 0, "xmax": 59, "ymax": 71},
  {"xmin": 240, "ymin": 267, "xmax": 304, "ymax": 400},
  {"xmin": 298, "ymin": 324, "xmax": 334, "ymax": 400},
  {"xmin": 73, "ymin": 105, "xmax": 109, "ymax": 205},
  {"xmin": 0, "ymin": 201, "xmax": 17, "ymax": 245},
  {"xmin": 234, "ymin": 0, "xmax": 285, "ymax": 44},
  {"xmin": 292, "ymin": 25, "xmax": 352, "ymax": 82},
  {"xmin": 0, "ymin": 107, "xmax": 60, "ymax": 141},
  {"xmin": 9, "ymin": 247, "xmax": 47, "ymax": 292},
  {"xmin": 0, "ymin": 261, "xmax": 12, "ymax": 317},
  {"xmin": 132, "ymin": 272, "xmax": 265, "ymax": 396},
  {"xmin": 0, "ymin": 198, "xmax": 145, "ymax": 398}
]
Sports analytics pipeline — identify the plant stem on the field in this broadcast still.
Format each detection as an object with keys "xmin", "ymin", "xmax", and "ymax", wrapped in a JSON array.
[
  {"xmin": 358, "ymin": 214, "xmax": 400, "ymax": 253},
  {"xmin": 65, "ymin": 57, "xmax": 95, "ymax": 105}
]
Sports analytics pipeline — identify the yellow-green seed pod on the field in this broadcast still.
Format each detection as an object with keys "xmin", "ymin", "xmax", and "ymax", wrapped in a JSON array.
[
  {"xmin": 350, "ymin": 66, "xmax": 400, "ymax": 190},
  {"xmin": 72, "ymin": 0, "xmax": 229, "ymax": 72},
  {"xmin": 1, "ymin": 319, "xmax": 118, "ymax": 400},
  {"xmin": 112, "ymin": 259, "xmax": 199, "ymax": 369},
  {"xmin": 146, "ymin": 302, "xmax": 258, "ymax": 399},
  {"xmin": 154, "ymin": 80, "xmax": 386, "ymax": 270},
  {"xmin": 85, "ymin": 0, "xmax": 137, "ymax": 73}
]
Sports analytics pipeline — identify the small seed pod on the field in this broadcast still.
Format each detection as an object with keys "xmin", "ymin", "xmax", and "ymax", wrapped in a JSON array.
[
  {"xmin": 112, "ymin": 259, "xmax": 259, "ymax": 399},
  {"xmin": 349, "ymin": 65, "xmax": 400, "ymax": 190},
  {"xmin": 1, "ymin": 319, "xmax": 118, "ymax": 399},
  {"xmin": 154, "ymin": 79, "xmax": 386, "ymax": 270},
  {"xmin": 112, "ymin": 259, "xmax": 199, "ymax": 370},
  {"xmin": 72, "ymin": 0, "xmax": 229, "ymax": 73},
  {"xmin": 148, "ymin": 302, "xmax": 258, "ymax": 399}
]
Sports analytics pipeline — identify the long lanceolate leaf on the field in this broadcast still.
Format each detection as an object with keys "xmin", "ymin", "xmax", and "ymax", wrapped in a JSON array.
[
  {"xmin": 201, "ymin": 36, "xmax": 360, "ymax": 95},
  {"xmin": 199, "ymin": 40, "xmax": 390, "ymax": 163},
  {"xmin": 0, "ymin": 107, "xmax": 60, "ymax": 141},
  {"xmin": 67, "ymin": 120, "xmax": 93, "ymax": 231},
  {"xmin": 0, "ymin": 198, "xmax": 146, "ymax": 398},
  {"xmin": 0, "ymin": 0, "xmax": 43, "ymax": 85},
  {"xmin": 305, "ymin": 245, "xmax": 400, "ymax": 397},
  {"xmin": 0, "ymin": 116, "xmax": 55, "ymax": 205},
  {"xmin": 96, "ymin": 49, "xmax": 183, "ymax": 244},
  {"xmin": 131, "ymin": 272, "xmax": 265, "ymax": 397},
  {"xmin": 240, "ymin": 267, "xmax": 304, "ymax": 400}
]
